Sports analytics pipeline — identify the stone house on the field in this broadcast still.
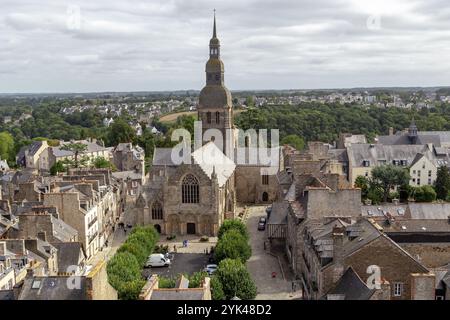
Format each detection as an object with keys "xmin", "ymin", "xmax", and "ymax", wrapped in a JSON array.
[
  {"xmin": 8, "ymin": 207, "xmax": 78, "ymax": 243},
  {"xmin": 43, "ymin": 186, "xmax": 100, "ymax": 259},
  {"xmin": 17, "ymin": 260, "xmax": 117, "ymax": 300},
  {"xmin": 139, "ymin": 274, "xmax": 211, "ymax": 300},
  {"xmin": 299, "ymin": 218, "xmax": 434, "ymax": 300}
]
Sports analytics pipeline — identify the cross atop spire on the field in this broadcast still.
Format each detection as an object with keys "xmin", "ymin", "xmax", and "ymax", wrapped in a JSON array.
[{"xmin": 213, "ymin": 9, "xmax": 217, "ymax": 38}]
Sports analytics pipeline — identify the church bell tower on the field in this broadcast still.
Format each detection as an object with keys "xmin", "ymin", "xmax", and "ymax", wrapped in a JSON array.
[{"xmin": 198, "ymin": 12, "xmax": 234, "ymax": 155}]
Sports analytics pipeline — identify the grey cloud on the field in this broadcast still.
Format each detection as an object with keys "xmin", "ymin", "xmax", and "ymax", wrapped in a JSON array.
[{"xmin": 0, "ymin": 0, "xmax": 450, "ymax": 92}]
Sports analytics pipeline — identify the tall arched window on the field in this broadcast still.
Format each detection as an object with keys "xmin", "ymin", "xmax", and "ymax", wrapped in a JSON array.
[
  {"xmin": 182, "ymin": 174, "xmax": 199, "ymax": 204},
  {"xmin": 152, "ymin": 202, "xmax": 163, "ymax": 220},
  {"xmin": 207, "ymin": 112, "xmax": 212, "ymax": 124},
  {"xmin": 215, "ymin": 111, "xmax": 220, "ymax": 124}
]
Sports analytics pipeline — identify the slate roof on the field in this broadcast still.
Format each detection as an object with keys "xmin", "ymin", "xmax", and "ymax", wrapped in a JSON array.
[
  {"xmin": 191, "ymin": 142, "xmax": 235, "ymax": 187},
  {"xmin": 51, "ymin": 242, "xmax": 85, "ymax": 273},
  {"xmin": 347, "ymin": 144, "xmax": 426, "ymax": 167},
  {"xmin": 50, "ymin": 215, "xmax": 78, "ymax": 242},
  {"xmin": 377, "ymin": 133, "xmax": 441, "ymax": 146},
  {"xmin": 153, "ymin": 148, "xmax": 176, "ymax": 166},
  {"xmin": 19, "ymin": 276, "xmax": 87, "ymax": 300},
  {"xmin": 326, "ymin": 267, "xmax": 375, "ymax": 300},
  {"xmin": 267, "ymin": 201, "xmax": 288, "ymax": 225}
]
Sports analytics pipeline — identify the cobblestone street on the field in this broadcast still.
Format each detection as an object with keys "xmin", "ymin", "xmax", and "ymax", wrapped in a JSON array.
[{"xmin": 245, "ymin": 205, "xmax": 301, "ymax": 300}]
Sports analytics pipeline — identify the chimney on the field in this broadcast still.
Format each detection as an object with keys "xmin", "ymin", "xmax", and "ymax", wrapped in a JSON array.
[
  {"xmin": 389, "ymin": 127, "xmax": 394, "ymax": 136},
  {"xmin": 331, "ymin": 226, "xmax": 345, "ymax": 284},
  {"xmin": 0, "ymin": 241, "xmax": 6, "ymax": 255},
  {"xmin": 37, "ymin": 231, "xmax": 47, "ymax": 242}
]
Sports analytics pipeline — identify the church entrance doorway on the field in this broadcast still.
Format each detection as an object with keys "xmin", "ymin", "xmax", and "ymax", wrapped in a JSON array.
[
  {"xmin": 262, "ymin": 192, "xmax": 269, "ymax": 202},
  {"xmin": 154, "ymin": 224, "xmax": 161, "ymax": 233},
  {"xmin": 187, "ymin": 223, "xmax": 196, "ymax": 235}
]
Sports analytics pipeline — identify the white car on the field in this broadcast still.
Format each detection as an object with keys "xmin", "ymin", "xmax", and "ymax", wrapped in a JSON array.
[
  {"xmin": 204, "ymin": 264, "xmax": 218, "ymax": 275},
  {"xmin": 145, "ymin": 254, "xmax": 171, "ymax": 268}
]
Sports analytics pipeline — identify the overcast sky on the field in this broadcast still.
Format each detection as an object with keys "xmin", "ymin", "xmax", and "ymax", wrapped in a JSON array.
[{"xmin": 1, "ymin": 0, "xmax": 450, "ymax": 93}]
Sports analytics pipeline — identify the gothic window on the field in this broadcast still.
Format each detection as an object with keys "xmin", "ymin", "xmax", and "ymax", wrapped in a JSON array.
[
  {"xmin": 215, "ymin": 111, "xmax": 220, "ymax": 124},
  {"xmin": 151, "ymin": 202, "xmax": 163, "ymax": 220},
  {"xmin": 262, "ymin": 174, "xmax": 269, "ymax": 185},
  {"xmin": 182, "ymin": 174, "xmax": 199, "ymax": 204},
  {"xmin": 207, "ymin": 112, "xmax": 211, "ymax": 124}
]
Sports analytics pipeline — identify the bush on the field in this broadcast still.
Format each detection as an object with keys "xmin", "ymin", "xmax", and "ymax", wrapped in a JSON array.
[
  {"xmin": 154, "ymin": 244, "xmax": 169, "ymax": 254},
  {"xmin": 166, "ymin": 234, "xmax": 176, "ymax": 240},
  {"xmin": 218, "ymin": 219, "xmax": 249, "ymax": 240},
  {"xmin": 214, "ymin": 229, "xmax": 252, "ymax": 263},
  {"xmin": 107, "ymin": 225, "xmax": 159, "ymax": 299},
  {"xmin": 188, "ymin": 271, "xmax": 209, "ymax": 288},
  {"xmin": 413, "ymin": 185, "xmax": 437, "ymax": 202},
  {"xmin": 210, "ymin": 276, "xmax": 225, "ymax": 300},
  {"xmin": 216, "ymin": 258, "xmax": 257, "ymax": 300},
  {"xmin": 200, "ymin": 236, "xmax": 209, "ymax": 242},
  {"xmin": 158, "ymin": 276, "xmax": 177, "ymax": 288},
  {"xmin": 106, "ymin": 252, "xmax": 143, "ymax": 300}
]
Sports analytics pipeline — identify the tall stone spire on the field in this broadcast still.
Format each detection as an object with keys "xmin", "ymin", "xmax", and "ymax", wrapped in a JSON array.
[
  {"xmin": 198, "ymin": 11, "xmax": 234, "ymax": 154},
  {"xmin": 213, "ymin": 9, "xmax": 217, "ymax": 38}
]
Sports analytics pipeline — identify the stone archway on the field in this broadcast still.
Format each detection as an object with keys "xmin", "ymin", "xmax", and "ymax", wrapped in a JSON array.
[
  {"xmin": 154, "ymin": 224, "xmax": 162, "ymax": 233},
  {"xmin": 183, "ymin": 213, "xmax": 198, "ymax": 235},
  {"xmin": 262, "ymin": 191, "xmax": 269, "ymax": 202}
]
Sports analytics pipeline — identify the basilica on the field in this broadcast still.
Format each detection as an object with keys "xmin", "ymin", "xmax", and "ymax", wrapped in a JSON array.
[{"xmin": 135, "ymin": 15, "xmax": 283, "ymax": 236}]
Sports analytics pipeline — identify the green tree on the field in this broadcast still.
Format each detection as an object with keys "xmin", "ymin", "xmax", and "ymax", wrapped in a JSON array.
[
  {"xmin": 434, "ymin": 166, "xmax": 450, "ymax": 200},
  {"xmin": 50, "ymin": 161, "xmax": 66, "ymax": 176},
  {"xmin": 413, "ymin": 185, "xmax": 437, "ymax": 202},
  {"xmin": 210, "ymin": 276, "xmax": 225, "ymax": 300},
  {"xmin": 93, "ymin": 156, "xmax": 115, "ymax": 170},
  {"xmin": 216, "ymin": 259, "xmax": 257, "ymax": 300},
  {"xmin": 106, "ymin": 252, "xmax": 143, "ymax": 300},
  {"xmin": 354, "ymin": 175, "xmax": 369, "ymax": 199},
  {"xmin": 217, "ymin": 219, "xmax": 249, "ymax": 240},
  {"xmin": 60, "ymin": 142, "xmax": 88, "ymax": 168},
  {"xmin": 215, "ymin": 229, "xmax": 252, "ymax": 263},
  {"xmin": 0, "ymin": 131, "xmax": 14, "ymax": 162},
  {"xmin": 370, "ymin": 165, "xmax": 410, "ymax": 203},
  {"xmin": 281, "ymin": 134, "xmax": 305, "ymax": 151},
  {"xmin": 107, "ymin": 118, "xmax": 136, "ymax": 146}
]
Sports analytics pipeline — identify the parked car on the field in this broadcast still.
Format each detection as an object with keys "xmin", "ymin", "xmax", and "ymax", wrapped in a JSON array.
[
  {"xmin": 204, "ymin": 264, "xmax": 218, "ymax": 275},
  {"xmin": 258, "ymin": 216, "xmax": 267, "ymax": 231},
  {"xmin": 145, "ymin": 254, "xmax": 171, "ymax": 268}
]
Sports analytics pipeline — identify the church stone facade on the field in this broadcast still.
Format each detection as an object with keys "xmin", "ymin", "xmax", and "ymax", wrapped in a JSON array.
[{"xmin": 135, "ymin": 15, "xmax": 282, "ymax": 236}]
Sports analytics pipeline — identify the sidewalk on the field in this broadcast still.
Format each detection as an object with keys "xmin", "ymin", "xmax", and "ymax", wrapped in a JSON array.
[{"xmin": 157, "ymin": 234, "xmax": 218, "ymax": 254}]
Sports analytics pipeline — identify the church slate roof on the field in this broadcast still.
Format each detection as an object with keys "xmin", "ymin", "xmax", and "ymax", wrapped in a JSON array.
[
  {"xmin": 192, "ymin": 142, "xmax": 235, "ymax": 187},
  {"xmin": 153, "ymin": 148, "xmax": 176, "ymax": 166}
]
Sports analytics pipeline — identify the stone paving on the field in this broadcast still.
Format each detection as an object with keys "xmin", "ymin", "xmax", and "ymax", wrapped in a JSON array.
[
  {"xmin": 245, "ymin": 205, "xmax": 302, "ymax": 300},
  {"xmin": 157, "ymin": 234, "xmax": 218, "ymax": 254}
]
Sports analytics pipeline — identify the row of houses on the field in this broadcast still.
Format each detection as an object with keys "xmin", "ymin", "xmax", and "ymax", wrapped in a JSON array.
[{"xmin": 267, "ymin": 140, "xmax": 450, "ymax": 300}]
